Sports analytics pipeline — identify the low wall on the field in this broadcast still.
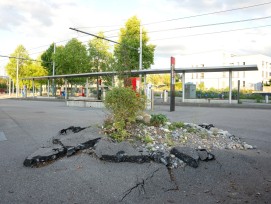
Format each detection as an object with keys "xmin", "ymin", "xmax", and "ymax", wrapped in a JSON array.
[
  {"xmin": 66, "ymin": 100, "xmax": 105, "ymax": 108},
  {"xmin": 182, "ymin": 98, "xmax": 238, "ymax": 104}
]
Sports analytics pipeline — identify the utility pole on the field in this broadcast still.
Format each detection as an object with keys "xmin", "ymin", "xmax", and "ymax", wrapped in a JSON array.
[
  {"xmin": 139, "ymin": 25, "xmax": 143, "ymax": 92},
  {"xmin": 52, "ymin": 42, "xmax": 56, "ymax": 96},
  {"xmin": 8, "ymin": 77, "xmax": 11, "ymax": 96},
  {"xmin": 170, "ymin": 57, "xmax": 176, "ymax": 112},
  {"xmin": 16, "ymin": 56, "xmax": 19, "ymax": 98}
]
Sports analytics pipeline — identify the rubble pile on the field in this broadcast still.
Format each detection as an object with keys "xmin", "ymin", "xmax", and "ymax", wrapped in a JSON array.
[{"xmin": 24, "ymin": 120, "xmax": 255, "ymax": 169}]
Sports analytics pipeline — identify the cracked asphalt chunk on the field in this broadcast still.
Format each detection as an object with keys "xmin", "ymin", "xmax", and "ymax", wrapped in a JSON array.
[
  {"xmin": 95, "ymin": 139, "xmax": 151, "ymax": 163},
  {"xmin": 23, "ymin": 145, "xmax": 66, "ymax": 167}
]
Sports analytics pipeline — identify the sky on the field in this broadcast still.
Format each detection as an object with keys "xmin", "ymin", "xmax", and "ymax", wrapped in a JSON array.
[{"xmin": 1, "ymin": 0, "xmax": 271, "ymax": 76}]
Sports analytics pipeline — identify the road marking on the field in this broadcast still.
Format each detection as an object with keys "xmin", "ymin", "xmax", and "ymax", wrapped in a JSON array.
[{"xmin": 0, "ymin": 131, "xmax": 7, "ymax": 141}]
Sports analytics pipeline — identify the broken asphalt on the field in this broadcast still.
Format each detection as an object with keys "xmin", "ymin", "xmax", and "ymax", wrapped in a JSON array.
[{"xmin": 0, "ymin": 99, "xmax": 270, "ymax": 203}]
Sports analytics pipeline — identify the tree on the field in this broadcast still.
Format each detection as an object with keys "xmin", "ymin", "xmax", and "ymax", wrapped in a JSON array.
[
  {"xmin": 147, "ymin": 74, "xmax": 170, "ymax": 88},
  {"xmin": 5, "ymin": 45, "xmax": 48, "ymax": 91},
  {"xmin": 23, "ymin": 57, "xmax": 48, "ymax": 89},
  {"xmin": 114, "ymin": 16, "xmax": 155, "ymax": 73},
  {"xmin": 88, "ymin": 32, "xmax": 114, "ymax": 86},
  {"xmin": 41, "ymin": 43, "xmax": 54, "ymax": 75},
  {"xmin": 54, "ymin": 38, "xmax": 89, "ymax": 84},
  {"xmin": 5, "ymin": 45, "xmax": 31, "ymax": 85}
]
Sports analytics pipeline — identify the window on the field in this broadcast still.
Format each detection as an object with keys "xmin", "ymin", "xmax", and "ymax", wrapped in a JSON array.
[
  {"xmin": 243, "ymin": 71, "xmax": 245, "ymax": 78},
  {"xmin": 192, "ymin": 73, "xmax": 194, "ymax": 79},
  {"xmin": 200, "ymin": 73, "xmax": 204, "ymax": 79},
  {"xmin": 262, "ymin": 71, "xmax": 264, "ymax": 77},
  {"xmin": 243, "ymin": 62, "xmax": 245, "ymax": 65},
  {"xmin": 201, "ymin": 64, "xmax": 204, "ymax": 67},
  {"xmin": 262, "ymin": 61, "xmax": 265, "ymax": 67},
  {"xmin": 243, "ymin": 81, "xmax": 245, "ymax": 87},
  {"xmin": 266, "ymin": 72, "xmax": 268, "ymax": 78}
]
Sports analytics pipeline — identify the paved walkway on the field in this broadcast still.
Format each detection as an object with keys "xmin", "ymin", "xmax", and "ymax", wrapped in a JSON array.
[{"xmin": 0, "ymin": 99, "xmax": 270, "ymax": 203}]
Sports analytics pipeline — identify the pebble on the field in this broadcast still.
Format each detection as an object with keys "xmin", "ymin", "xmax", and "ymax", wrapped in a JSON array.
[{"xmin": 125, "ymin": 122, "xmax": 254, "ymax": 167}]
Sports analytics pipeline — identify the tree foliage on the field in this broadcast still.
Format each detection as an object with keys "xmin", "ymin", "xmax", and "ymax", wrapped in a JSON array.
[
  {"xmin": 54, "ymin": 38, "xmax": 89, "ymax": 83},
  {"xmin": 114, "ymin": 16, "xmax": 155, "ymax": 72},
  {"xmin": 5, "ymin": 45, "xmax": 47, "ymax": 88},
  {"xmin": 40, "ymin": 43, "xmax": 54, "ymax": 75},
  {"xmin": 88, "ymin": 32, "xmax": 114, "ymax": 85},
  {"xmin": 54, "ymin": 38, "xmax": 89, "ymax": 75}
]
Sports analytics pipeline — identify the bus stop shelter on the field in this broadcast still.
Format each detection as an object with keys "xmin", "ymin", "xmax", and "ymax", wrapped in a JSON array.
[{"xmin": 23, "ymin": 64, "xmax": 258, "ymax": 104}]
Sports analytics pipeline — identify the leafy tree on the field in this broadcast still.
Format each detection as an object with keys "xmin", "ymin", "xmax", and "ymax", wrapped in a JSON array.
[
  {"xmin": 22, "ymin": 57, "xmax": 48, "ymax": 89},
  {"xmin": 5, "ymin": 45, "xmax": 48, "ymax": 91},
  {"xmin": 114, "ymin": 16, "xmax": 155, "ymax": 73},
  {"xmin": 88, "ymin": 32, "xmax": 114, "ymax": 86},
  {"xmin": 54, "ymin": 38, "xmax": 89, "ymax": 84},
  {"xmin": 54, "ymin": 38, "xmax": 89, "ymax": 75},
  {"xmin": 147, "ymin": 74, "xmax": 170, "ymax": 87},
  {"xmin": 0, "ymin": 78, "xmax": 7, "ymax": 89},
  {"xmin": 5, "ymin": 45, "xmax": 31, "ymax": 86},
  {"xmin": 41, "ymin": 43, "xmax": 54, "ymax": 75}
]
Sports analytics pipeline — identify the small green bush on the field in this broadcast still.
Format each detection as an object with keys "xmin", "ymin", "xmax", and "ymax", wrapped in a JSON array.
[
  {"xmin": 150, "ymin": 114, "xmax": 168, "ymax": 127},
  {"xmin": 104, "ymin": 86, "xmax": 146, "ymax": 141},
  {"xmin": 169, "ymin": 121, "xmax": 185, "ymax": 130},
  {"xmin": 143, "ymin": 135, "xmax": 153, "ymax": 143}
]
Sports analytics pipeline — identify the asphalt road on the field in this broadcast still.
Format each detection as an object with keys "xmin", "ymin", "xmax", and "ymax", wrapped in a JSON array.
[{"xmin": 0, "ymin": 99, "xmax": 270, "ymax": 204}]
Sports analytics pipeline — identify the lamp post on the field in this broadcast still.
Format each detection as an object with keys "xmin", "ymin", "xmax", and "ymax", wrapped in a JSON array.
[{"xmin": 16, "ymin": 57, "xmax": 19, "ymax": 98}]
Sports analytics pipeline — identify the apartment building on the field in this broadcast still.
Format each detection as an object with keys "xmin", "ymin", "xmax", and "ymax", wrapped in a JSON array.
[{"xmin": 180, "ymin": 51, "xmax": 271, "ymax": 91}]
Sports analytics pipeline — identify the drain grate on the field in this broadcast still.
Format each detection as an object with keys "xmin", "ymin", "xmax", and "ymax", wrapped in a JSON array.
[{"xmin": 0, "ymin": 131, "xmax": 7, "ymax": 141}]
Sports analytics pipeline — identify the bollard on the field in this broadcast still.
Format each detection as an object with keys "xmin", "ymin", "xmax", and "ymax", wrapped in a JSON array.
[
  {"xmin": 163, "ymin": 90, "xmax": 168, "ymax": 103},
  {"xmin": 265, "ymin": 95, "xmax": 269, "ymax": 104}
]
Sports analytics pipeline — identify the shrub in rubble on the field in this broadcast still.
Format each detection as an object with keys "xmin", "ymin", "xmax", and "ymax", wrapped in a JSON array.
[{"xmin": 104, "ymin": 86, "xmax": 146, "ymax": 141}]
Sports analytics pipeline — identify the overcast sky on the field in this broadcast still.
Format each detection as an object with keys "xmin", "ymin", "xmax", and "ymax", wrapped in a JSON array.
[{"xmin": 1, "ymin": 0, "xmax": 271, "ymax": 75}]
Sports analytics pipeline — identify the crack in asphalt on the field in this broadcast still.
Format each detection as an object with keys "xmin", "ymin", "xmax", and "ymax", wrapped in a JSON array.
[
  {"xmin": 165, "ymin": 167, "xmax": 179, "ymax": 192},
  {"xmin": 120, "ymin": 168, "xmax": 160, "ymax": 202}
]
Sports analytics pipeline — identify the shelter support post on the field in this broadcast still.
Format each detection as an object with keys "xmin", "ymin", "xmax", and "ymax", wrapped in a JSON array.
[
  {"xmin": 9, "ymin": 77, "xmax": 11, "ymax": 96},
  {"xmin": 182, "ymin": 71, "xmax": 185, "ymax": 102},
  {"xmin": 229, "ymin": 70, "xmax": 232, "ymax": 104},
  {"xmin": 65, "ymin": 79, "xmax": 68, "ymax": 100},
  {"xmin": 86, "ymin": 78, "xmax": 89, "ymax": 97},
  {"xmin": 47, "ymin": 79, "xmax": 50, "ymax": 97},
  {"xmin": 144, "ymin": 74, "xmax": 147, "ymax": 95},
  {"xmin": 32, "ymin": 79, "xmax": 34, "ymax": 98}
]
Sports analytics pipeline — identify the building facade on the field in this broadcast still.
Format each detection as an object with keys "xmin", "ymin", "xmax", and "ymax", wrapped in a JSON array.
[{"xmin": 180, "ymin": 51, "xmax": 271, "ymax": 91}]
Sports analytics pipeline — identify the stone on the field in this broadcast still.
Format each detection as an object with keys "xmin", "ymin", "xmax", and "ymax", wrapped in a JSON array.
[
  {"xmin": 59, "ymin": 126, "xmax": 86, "ymax": 135},
  {"xmin": 198, "ymin": 124, "xmax": 215, "ymax": 130},
  {"xmin": 196, "ymin": 149, "xmax": 215, "ymax": 161},
  {"xmin": 136, "ymin": 115, "xmax": 144, "ymax": 121},
  {"xmin": 143, "ymin": 114, "xmax": 151, "ymax": 124},
  {"xmin": 170, "ymin": 147, "xmax": 199, "ymax": 168},
  {"xmin": 243, "ymin": 143, "xmax": 253, "ymax": 150},
  {"xmin": 23, "ymin": 145, "xmax": 66, "ymax": 167}
]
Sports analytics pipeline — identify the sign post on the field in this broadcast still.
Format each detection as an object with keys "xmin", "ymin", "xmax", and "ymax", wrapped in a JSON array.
[{"xmin": 170, "ymin": 57, "xmax": 175, "ymax": 112}]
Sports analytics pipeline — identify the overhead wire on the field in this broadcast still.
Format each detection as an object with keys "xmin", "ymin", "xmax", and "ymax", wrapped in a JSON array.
[
  {"xmin": 18, "ymin": 1, "xmax": 271, "ymax": 54},
  {"xmin": 149, "ymin": 24, "xmax": 271, "ymax": 41}
]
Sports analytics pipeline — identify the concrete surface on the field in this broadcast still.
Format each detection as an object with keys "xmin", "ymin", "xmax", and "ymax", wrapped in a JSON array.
[{"xmin": 0, "ymin": 99, "xmax": 270, "ymax": 203}]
